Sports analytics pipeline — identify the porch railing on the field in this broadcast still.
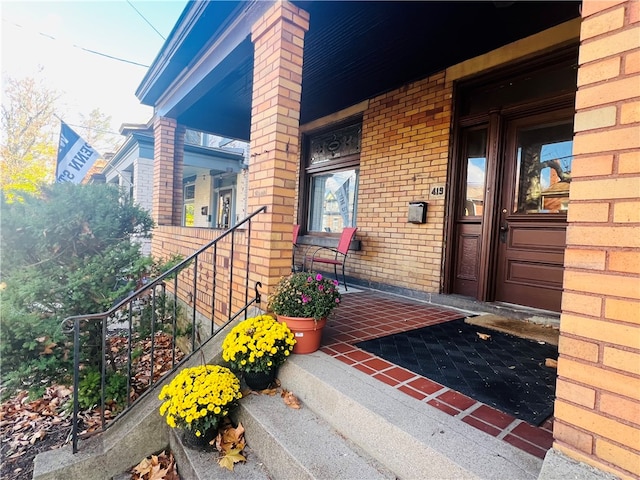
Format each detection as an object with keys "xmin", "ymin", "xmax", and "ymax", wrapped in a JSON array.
[{"xmin": 61, "ymin": 206, "xmax": 266, "ymax": 453}]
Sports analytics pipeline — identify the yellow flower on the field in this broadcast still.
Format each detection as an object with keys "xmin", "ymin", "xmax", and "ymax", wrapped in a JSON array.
[
  {"xmin": 221, "ymin": 315, "xmax": 295, "ymax": 375},
  {"xmin": 158, "ymin": 365, "xmax": 241, "ymax": 431}
]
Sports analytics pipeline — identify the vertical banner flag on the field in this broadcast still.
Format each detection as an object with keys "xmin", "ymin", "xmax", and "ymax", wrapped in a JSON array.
[{"xmin": 56, "ymin": 121, "xmax": 101, "ymax": 184}]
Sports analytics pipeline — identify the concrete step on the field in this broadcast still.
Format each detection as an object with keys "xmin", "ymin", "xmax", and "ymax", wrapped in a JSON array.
[
  {"xmin": 172, "ymin": 376, "xmax": 395, "ymax": 480},
  {"xmin": 277, "ymin": 352, "xmax": 544, "ymax": 480},
  {"xmin": 236, "ymin": 388, "xmax": 395, "ymax": 480},
  {"xmin": 168, "ymin": 429, "xmax": 272, "ymax": 480}
]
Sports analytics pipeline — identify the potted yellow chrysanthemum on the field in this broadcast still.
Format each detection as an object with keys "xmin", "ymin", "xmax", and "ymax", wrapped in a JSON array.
[
  {"xmin": 158, "ymin": 364, "xmax": 242, "ymax": 448},
  {"xmin": 222, "ymin": 314, "xmax": 295, "ymax": 390}
]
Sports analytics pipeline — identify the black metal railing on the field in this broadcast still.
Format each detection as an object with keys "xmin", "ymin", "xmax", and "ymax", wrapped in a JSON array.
[{"xmin": 61, "ymin": 206, "xmax": 266, "ymax": 453}]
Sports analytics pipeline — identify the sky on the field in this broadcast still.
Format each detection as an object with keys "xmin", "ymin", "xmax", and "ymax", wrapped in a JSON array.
[{"xmin": 1, "ymin": 0, "xmax": 188, "ymax": 141}]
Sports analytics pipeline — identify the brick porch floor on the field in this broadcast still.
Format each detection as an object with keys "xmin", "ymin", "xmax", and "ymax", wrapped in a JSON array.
[{"xmin": 319, "ymin": 289, "xmax": 555, "ymax": 459}]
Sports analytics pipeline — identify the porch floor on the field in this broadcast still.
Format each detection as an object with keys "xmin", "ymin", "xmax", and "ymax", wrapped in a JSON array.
[{"xmin": 320, "ymin": 289, "xmax": 555, "ymax": 460}]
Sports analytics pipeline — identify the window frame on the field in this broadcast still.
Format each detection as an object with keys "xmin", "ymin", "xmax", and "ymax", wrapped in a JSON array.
[{"xmin": 299, "ymin": 122, "xmax": 361, "ymax": 237}]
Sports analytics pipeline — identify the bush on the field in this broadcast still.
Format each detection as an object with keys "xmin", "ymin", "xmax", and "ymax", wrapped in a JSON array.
[
  {"xmin": 78, "ymin": 368, "xmax": 128, "ymax": 411},
  {"xmin": 0, "ymin": 183, "xmax": 155, "ymax": 396},
  {"xmin": 0, "ymin": 299, "xmax": 71, "ymax": 394}
]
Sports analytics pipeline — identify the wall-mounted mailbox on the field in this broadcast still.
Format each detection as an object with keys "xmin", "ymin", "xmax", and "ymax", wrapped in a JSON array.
[{"xmin": 408, "ymin": 201, "xmax": 427, "ymax": 224}]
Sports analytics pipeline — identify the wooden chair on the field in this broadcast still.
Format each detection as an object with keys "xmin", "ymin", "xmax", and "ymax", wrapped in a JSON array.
[{"xmin": 308, "ymin": 227, "xmax": 358, "ymax": 290}]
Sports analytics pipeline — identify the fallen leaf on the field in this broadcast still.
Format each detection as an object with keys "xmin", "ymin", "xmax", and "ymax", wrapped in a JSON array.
[
  {"xmin": 131, "ymin": 450, "xmax": 178, "ymax": 480},
  {"xmin": 149, "ymin": 464, "xmax": 168, "ymax": 480},
  {"xmin": 281, "ymin": 390, "xmax": 301, "ymax": 409},
  {"xmin": 476, "ymin": 332, "xmax": 491, "ymax": 341},
  {"xmin": 29, "ymin": 430, "xmax": 46, "ymax": 444},
  {"xmin": 214, "ymin": 420, "xmax": 246, "ymax": 454},
  {"xmin": 218, "ymin": 448, "xmax": 246, "ymax": 471},
  {"xmin": 545, "ymin": 358, "xmax": 558, "ymax": 369},
  {"xmin": 132, "ymin": 457, "xmax": 153, "ymax": 476}
]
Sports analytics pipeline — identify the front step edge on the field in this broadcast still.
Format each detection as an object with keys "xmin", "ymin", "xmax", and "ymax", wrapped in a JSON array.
[
  {"xmin": 280, "ymin": 351, "xmax": 543, "ymax": 480},
  {"xmin": 237, "ymin": 387, "xmax": 396, "ymax": 480}
]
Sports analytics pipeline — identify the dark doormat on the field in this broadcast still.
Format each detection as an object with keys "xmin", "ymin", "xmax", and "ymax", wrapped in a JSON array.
[{"xmin": 355, "ymin": 318, "xmax": 557, "ymax": 426}]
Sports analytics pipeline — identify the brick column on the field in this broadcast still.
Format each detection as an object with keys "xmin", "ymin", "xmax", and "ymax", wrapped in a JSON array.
[
  {"xmin": 173, "ymin": 125, "xmax": 186, "ymax": 224},
  {"xmin": 552, "ymin": 1, "xmax": 640, "ymax": 478},
  {"xmin": 153, "ymin": 116, "xmax": 177, "ymax": 225},
  {"xmin": 152, "ymin": 117, "xmax": 185, "ymax": 226},
  {"xmin": 248, "ymin": 1, "xmax": 309, "ymax": 290}
]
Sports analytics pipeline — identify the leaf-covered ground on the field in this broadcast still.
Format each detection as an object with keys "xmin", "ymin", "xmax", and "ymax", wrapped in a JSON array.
[
  {"xmin": 0, "ymin": 332, "xmax": 183, "ymax": 480},
  {"xmin": 0, "ymin": 386, "xmax": 71, "ymax": 480}
]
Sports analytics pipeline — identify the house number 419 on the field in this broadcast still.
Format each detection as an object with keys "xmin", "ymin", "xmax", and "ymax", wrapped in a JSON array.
[{"xmin": 430, "ymin": 184, "xmax": 446, "ymax": 198}]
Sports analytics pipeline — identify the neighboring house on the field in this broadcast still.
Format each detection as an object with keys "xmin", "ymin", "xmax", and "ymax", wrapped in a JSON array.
[
  {"xmin": 133, "ymin": 1, "xmax": 639, "ymax": 479},
  {"xmin": 101, "ymin": 123, "xmax": 249, "ymax": 254}
]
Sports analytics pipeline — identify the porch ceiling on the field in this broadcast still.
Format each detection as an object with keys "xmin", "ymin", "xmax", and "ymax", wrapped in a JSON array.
[{"xmin": 144, "ymin": 1, "xmax": 581, "ymax": 140}]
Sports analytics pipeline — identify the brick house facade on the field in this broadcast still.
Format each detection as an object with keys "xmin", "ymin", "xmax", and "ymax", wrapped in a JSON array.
[
  {"xmin": 553, "ymin": 2, "xmax": 639, "ymax": 476},
  {"xmin": 138, "ymin": 2, "xmax": 639, "ymax": 477}
]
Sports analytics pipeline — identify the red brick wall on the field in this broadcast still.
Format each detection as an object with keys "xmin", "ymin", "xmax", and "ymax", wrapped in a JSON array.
[
  {"xmin": 554, "ymin": 1, "xmax": 640, "ymax": 478},
  {"xmin": 151, "ymin": 226, "xmax": 252, "ymax": 327},
  {"xmin": 353, "ymin": 73, "xmax": 453, "ymax": 292}
]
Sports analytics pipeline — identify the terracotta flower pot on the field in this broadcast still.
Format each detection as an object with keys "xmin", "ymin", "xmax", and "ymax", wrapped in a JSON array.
[{"xmin": 276, "ymin": 315, "xmax": 326, "ymax": 354}]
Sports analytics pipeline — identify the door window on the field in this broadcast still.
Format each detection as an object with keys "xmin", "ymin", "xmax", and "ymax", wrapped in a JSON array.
[
  {"xmin": 217, "ymin": 189, "xmax": 233, "ymax": 229},
  {"xmin": 513, "ymin": 121, "xmax": 573, "ymax": 214},
  {"xmin": 183, "ymin": 183, "xmax": 195, "ymax": 227},
  {"xmin": 462, "ymin": 128, "xmax": 487, "ymax": 217}
]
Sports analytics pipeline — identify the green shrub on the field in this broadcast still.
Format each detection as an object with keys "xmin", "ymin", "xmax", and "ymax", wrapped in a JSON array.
[
  {"xmin": 78, "ymin": 368, "xmax": 128, "ymax": 411},
  {"xmin": 0, "ymin": 184, "xmax": 154, "ymax": 397}
]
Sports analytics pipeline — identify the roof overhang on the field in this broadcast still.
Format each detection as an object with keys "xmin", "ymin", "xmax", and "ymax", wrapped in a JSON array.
[{"xmin": 137, "ymin": 1, "xmax": 582, "ymax": 141}]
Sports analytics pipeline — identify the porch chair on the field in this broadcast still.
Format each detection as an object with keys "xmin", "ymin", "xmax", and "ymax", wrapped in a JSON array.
[{"xmin": 308, "ymin": 227, "xmax": 358, "ymax": 290}]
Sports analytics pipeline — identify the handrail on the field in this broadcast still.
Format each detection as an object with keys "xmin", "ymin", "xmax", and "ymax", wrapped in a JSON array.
[{"xmin": 61, "ymin": 206, "xmax": 266, "ymax": 453}]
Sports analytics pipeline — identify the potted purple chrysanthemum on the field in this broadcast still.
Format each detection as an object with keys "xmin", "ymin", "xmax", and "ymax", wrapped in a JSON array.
[{"xmin": 267, "ymin": 272, "xmax": 342, "ymax": 353}]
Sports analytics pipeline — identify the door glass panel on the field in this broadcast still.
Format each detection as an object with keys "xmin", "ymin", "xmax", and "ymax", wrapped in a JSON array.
[
  {"xmin": 217, "ymin": 189, "xmax": 233, "ymax": 229},
  {"xmin": 513, "ymin": 121, "xmax": 573, "ymax": 214},
  {"xmin": 463, "ymin": 129, "xmax": 487, "ymax": 217}
]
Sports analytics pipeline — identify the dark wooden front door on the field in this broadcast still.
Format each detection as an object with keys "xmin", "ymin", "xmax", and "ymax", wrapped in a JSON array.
[
  {"xmin": 494, "ymin": 112, "xmax": 573, "ymax": 312},
  {"xmin": 447, "ymin": 50, "xmax": 578, "ymax": 313}
]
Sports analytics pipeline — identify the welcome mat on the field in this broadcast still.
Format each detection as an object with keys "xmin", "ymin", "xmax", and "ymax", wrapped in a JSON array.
[{"xmin": 355, "ymin": 318, "xmax": 557, "ymax": 425}]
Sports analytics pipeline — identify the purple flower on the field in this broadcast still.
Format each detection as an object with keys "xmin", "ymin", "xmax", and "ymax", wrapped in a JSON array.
[
  {"xmin": 318, "ymin": 285, "xmax": 324, "ymax": 292},
  {"xmin": 335, "ymin": 298, "xmax": 340, "ymax": 303},
  {"xmin": 315, "ymin": 273, "xmax": 323, "ymax": 281},
  {"xmin": 301, "ymin": 294, "xmax": 310, "ymax": 304},
  {"xmin": 332, "ymin": 280, "xmax": 339, "ymax": 286},
  {"xmin": 307, "ymin": 276, "xmax": 313, "ymax": 283}
]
